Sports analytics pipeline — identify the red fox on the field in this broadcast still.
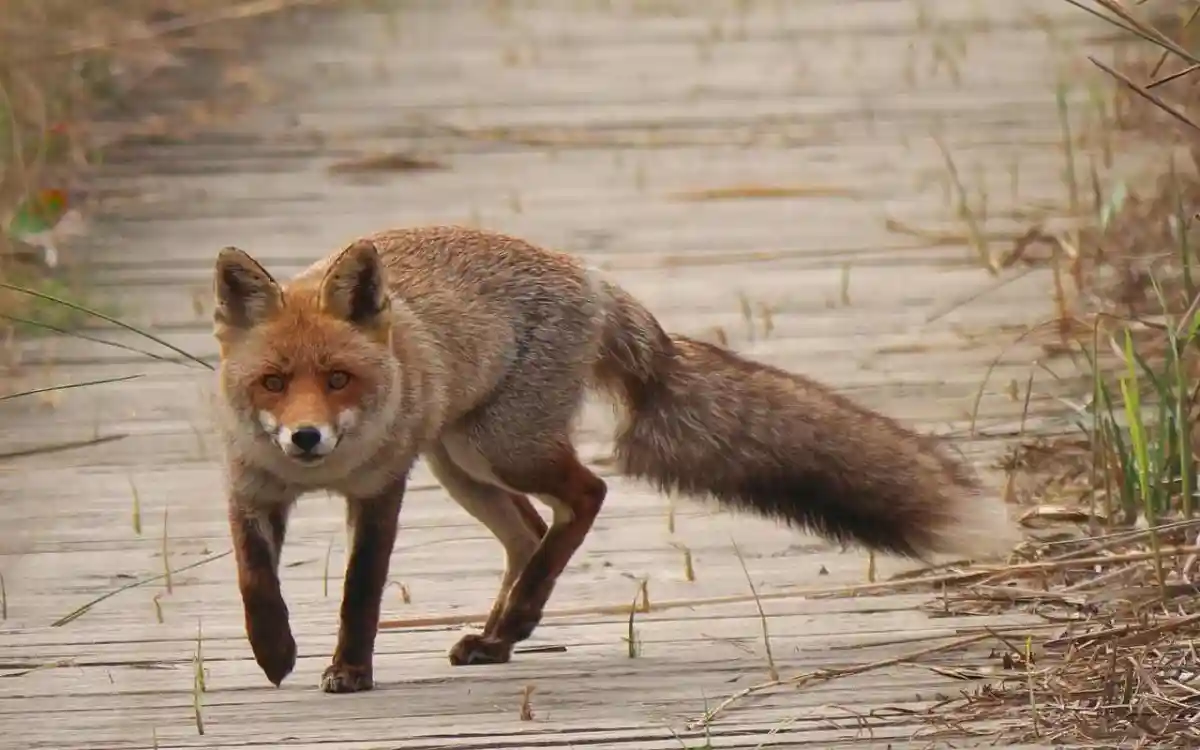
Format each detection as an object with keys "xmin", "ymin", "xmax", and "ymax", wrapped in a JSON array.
[{"xmin": 212, "ymin": 226, "xmax": 1016, "ymax": 693}]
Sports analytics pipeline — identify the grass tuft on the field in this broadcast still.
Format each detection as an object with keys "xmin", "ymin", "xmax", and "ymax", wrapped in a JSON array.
[
  {"xmin": 518, "ymin": 684, "xmax": 535, "ymax": 721},
  {"xmin": 193, "ymin": 618, "xmax": 206, "ymax": 735},
  {"xmin": 161, "ymin": 507, "xmax": 172, "ymax": 594},
  {"xmin": 129, "ymin": 475, "xmax": 142, "ymax": 536},
  {"xmin": 671, "ymin": 542, "xmax": 696, "ymax": 582},
  {"xmin": 0, "ymin": 0, "xmax": 336, "ymax": 364},
  {"xmin": 906, "ymin": 2, "xmax": 1200, "ymax": 745},
  {"xmin": 730, "ymin": 538, "xmax": 776, "ymax": 682},
  {"xmin": 623, "ymin": 578, "xmax": 647, "ymax": 659}
]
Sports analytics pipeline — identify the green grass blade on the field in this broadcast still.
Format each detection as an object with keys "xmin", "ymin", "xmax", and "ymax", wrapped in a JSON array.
[
  {"xmin": 1120, "ymin": 330, "xmax": 1148, "ymax": 502},
  {"xmin": 1146, "ymin": 275, "xmax": 1195, "ymax": 518},
  {"xmin": 1084, "ymin": 332, "xmax": 1108, "ymax": 528},
  {"xmin": 1095, "ymin": 374, "xmax": 1135, "ymax": 520},
  {"xmin": 1121, "ymin": 330, "xmax": 1167, "ymax": 597}
]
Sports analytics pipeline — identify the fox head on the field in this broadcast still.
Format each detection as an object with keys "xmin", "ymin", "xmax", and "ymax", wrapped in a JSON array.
[{"xmin": 212, "ymin": 240, "xmax": 400, "ymax": 469}]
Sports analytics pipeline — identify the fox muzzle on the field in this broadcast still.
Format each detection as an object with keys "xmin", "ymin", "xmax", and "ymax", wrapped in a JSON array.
[{"xmin": 274, "ymin": 421, "xmax": 339, "ymax": 462}]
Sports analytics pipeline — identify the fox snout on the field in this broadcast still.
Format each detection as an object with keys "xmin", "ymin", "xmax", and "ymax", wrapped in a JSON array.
[
  {"xmin": 260, "ymin": 412, "xmax": 350, "ymax": 463},
  {"xmin": 280, "ymin": 422, "xmax": 339, "ymax": 461},
  {"xmin": 287, "ymin": 425, "xmax": 326, "ymax": 454}
]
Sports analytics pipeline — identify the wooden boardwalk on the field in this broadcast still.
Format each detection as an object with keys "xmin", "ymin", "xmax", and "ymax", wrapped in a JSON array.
[{"xmin": 1, "ymin": 1, "xmax": 1129, "ymax": 747}]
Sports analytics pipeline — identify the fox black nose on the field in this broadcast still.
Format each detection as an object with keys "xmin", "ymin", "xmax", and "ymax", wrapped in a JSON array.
[{"xmin": 290, "ymin": 426, "xmax": 323, "ymax": 453}]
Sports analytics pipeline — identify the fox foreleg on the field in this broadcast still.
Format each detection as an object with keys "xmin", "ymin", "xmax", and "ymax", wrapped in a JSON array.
[
  {"xmin": 320, "ymin": 477, "xmax": 406, "ymax": 693},
  {"xmin": 230, "ymin": 498, "xmax": 296, "ymax": 687}
]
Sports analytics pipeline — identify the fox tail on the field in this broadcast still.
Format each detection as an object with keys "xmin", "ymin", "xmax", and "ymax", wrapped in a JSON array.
[{"xmin": 591, "ymin": 280, "xmax": 1016, "ymax": 560}]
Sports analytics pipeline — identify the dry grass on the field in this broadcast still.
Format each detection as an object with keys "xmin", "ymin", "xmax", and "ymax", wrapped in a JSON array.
[
  {"xmin": 676, "ymin": 1, "xmax": 1200, "ymax": 743},
  {"xmin": 0, "ymin": 0, "xmax": 337, "ymax": 359},
  {"xmin": 914, "ymin": 523, "xmax": 1200, "ymax": 747},
  {"xmin": 888, "ymin": 1, "xmax": 1200, "ymax": 746}
]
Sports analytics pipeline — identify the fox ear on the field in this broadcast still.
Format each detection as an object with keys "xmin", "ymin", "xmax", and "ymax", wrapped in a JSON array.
[
  {"xmin": 320, "ymin": 239, "xmax": 390, "ymax": 329},
  {"xmin": 214, "ymin": 247, "xmax": 282, "ymax": 331}
]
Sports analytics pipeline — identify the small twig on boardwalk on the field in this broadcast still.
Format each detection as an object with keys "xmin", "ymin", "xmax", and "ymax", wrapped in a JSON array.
[
  {"xmin": 52, "ymin": 550, "xmax": 231, "ymax": 627},
  {"xmin": 689, "ymin": 632, "xmax": 995, "ymax": 729}
]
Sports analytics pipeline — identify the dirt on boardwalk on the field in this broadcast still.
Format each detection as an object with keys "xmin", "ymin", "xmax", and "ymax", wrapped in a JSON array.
[{"xmin": 0, "ymin": 1, "xmax": 1181, "ymax": 749}]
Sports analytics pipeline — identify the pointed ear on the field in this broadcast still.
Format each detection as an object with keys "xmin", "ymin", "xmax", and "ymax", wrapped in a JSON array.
[
  {"xmin": 320, "ymin": 239, "xmax": 390, "ymax": 328},
  {"xmin": 213, "ymin": 247, "xmax": 282, "ymax": 331}
]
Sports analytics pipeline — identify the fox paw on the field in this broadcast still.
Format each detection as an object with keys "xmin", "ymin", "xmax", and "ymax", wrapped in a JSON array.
[
  {"xmin": 320, "ymin": 662, "xmax": 374, "ymax": 693},
  {"xmin": 247, "ymin": 619, "xmax": 297, "ymax": 687},
  {"xmin": 448, "ymin": 634, "xmax": 513, "ymax": 666}
]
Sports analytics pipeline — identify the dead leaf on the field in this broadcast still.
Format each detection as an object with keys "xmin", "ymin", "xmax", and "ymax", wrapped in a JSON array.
[{"xmin": 328, "ymin": 152, "xmax": 447, "ymax": 175}]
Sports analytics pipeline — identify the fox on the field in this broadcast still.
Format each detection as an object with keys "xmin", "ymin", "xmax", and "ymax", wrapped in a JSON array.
[{"xmin": 212, "ymin": 226, "xmax": 1017, "ymax": 693}]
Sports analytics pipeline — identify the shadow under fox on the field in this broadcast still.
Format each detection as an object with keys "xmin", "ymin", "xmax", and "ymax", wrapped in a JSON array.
[{"xmin": 212, "ymin": 226, "xmax": 1016, "ymax": 692}]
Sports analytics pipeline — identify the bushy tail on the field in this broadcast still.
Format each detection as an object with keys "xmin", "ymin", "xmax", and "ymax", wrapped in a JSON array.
[{"xmin": 592, "ymin": 281, "xmax": 1016, "ymax": 560}]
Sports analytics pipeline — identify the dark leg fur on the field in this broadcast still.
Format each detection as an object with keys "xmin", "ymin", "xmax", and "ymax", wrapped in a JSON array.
[
  {"xmin": 231, "ymin": 502, "xmax": 296, "ymax": 687},
  {"xmin": 321, "ymin": 479, "xmax": 406, "ymax": 693}
]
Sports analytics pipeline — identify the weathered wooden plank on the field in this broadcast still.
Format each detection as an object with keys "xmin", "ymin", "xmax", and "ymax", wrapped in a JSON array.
[{"xmin": 0, "ymin": 0, "xmax": 1121, "ymax": 747}]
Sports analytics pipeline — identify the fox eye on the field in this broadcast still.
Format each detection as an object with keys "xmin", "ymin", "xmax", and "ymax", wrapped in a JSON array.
[
  {"xmin": 327, "ymin": 370, "xmax": 351, "ymax": 390},
  {"xmin": 261, "ymin": 374, "xmax": 286, "ymax": 393}
]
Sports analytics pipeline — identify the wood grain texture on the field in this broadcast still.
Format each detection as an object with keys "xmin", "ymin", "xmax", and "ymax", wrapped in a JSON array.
[{"xmin": 0, "ymin": 0, "xmax": 1122, "ymax": 747}]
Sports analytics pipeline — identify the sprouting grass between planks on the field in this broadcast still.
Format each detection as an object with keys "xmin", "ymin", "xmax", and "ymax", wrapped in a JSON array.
[
  {"xmin": 730, "ymin": 538, "xmax": 777, "ymax": 682},
  {"xmin": 623, "ymin": 577, "xmax": 648, "ymax": 658},
  {"xmin": 193, "ymin": 618, "xmax": 206, "ymax": 735},
  {"xmin": 1074, "ymin": 277, "xmax": 1200, "ymax": 538}
]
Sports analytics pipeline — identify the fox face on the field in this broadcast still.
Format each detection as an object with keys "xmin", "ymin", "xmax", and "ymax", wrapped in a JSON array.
[
  {"xmin": 250, "ymin": 361, "xmax": 365, "ymax": 462},
  {"xmin": 213, "ymin": 241, "xmax": 400, "ymax": 472}
]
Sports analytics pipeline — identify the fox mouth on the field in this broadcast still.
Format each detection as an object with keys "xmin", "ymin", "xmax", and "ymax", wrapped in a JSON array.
[
  {"xmin": 289, "ymin": 452, "xmax": 329, "ymax": 465},
  {"xmin": 278, "ymin": 443, "xmax": 333, "ymax": 465}
]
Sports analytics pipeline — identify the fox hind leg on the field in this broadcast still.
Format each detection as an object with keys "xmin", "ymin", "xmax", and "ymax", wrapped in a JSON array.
[
  {"xmin": 447, "ymin": 439, "xmax": 606, "ymax": 666},
  {"xmin": 441, "ymin": 308, "xmax": 603, "ymax": 665},
  {"xmin": 425, "ymin": 441, "xmax": 545, "ymax": 642}
]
